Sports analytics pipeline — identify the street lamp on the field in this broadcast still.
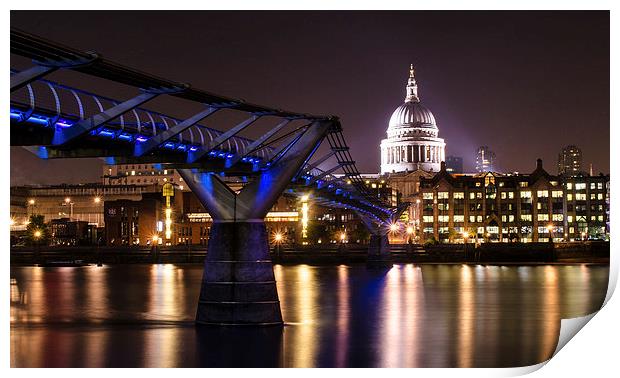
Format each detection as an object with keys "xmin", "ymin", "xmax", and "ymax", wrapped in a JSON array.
[
  {"xmin": 406, "ymin": 226, "xmax": 414, "ymax": 244},
  {"xmin": 94, "ymin": 196, "xmax": 102, "ymax": 226},
  {"xmin": 27, "ymin": 198, "xmax": 36, "ymax": 216},
  {"xmin": 274, "ymin": 232, "xmax": 283, "ymax": 243},
  {"xmin": 340, "ymin": 232, "xmax": 346, "ymax": 243},
  {"xmin": 64, "ymin": 197, "xmax": 74, "ymax": 220},
  {"xmin": 274, "ymin": 232, "xmax": 283, "ymax": 255},
  {"xmin": 462, "ymin": 231, "xmax": 469, "ymax": 244}
]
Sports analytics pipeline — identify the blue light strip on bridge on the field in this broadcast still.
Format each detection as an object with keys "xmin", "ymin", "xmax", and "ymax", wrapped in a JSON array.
[{"xmin": 10, "ymin": 107, "xmax": 267, "ymax": 163}]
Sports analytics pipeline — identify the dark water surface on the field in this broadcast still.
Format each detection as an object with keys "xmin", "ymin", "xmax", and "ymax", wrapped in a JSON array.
[{"xmin": 10, "ymin": 263, "xmax": 608, "ymax": 368}]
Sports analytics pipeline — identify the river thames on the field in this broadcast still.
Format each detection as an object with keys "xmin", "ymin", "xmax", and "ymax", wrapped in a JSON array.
[{"xmin": 10, "ymin": 263, "xmax": 608, "ymax": 368}]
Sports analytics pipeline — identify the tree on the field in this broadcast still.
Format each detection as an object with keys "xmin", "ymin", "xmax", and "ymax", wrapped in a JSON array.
[
  {"xmin": 25, "ymin": 214, "xmax": 49, "ymax": 246},
  {"xmin": 306, "ymin": 222, "xmax": 327, "ymax": 244},
  {"xmin": 448, "ymin": 227, "xmax": 458, "ymax": 243},
  {"xmin": 349, "ymin": 226, "xmax": 370, "ymax": 244}
]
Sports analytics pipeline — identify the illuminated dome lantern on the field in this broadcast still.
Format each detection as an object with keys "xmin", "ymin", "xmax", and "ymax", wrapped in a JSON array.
[{"xmin": 380, "ymin": 65, "xmax": 445, "ymax": 173}]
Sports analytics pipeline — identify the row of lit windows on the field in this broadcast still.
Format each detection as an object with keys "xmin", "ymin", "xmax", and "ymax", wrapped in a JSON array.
[
  {"xmin": 123, "ymin": 169, "xmax": 170, "ymax": 176},
  {"xmin": 423, "ymin": 189, "xmax": 604, "ymax": 202},
  {"xmin": 424, "ymin": 214, "xmax": 604, "ymax": 224},
  {"xmin": 566, "ymin": 182, "xmax": 605, "ymax": 190}
]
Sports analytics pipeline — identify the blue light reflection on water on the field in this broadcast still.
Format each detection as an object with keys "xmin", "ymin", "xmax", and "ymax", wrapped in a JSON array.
[{"xmin": 10, "ymin": 263, "xmax": 608, "ymax": 368}]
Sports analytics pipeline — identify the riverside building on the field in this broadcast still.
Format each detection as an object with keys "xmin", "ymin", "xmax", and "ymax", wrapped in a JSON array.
[{"xmin": 418, "ymin": 159, "xmax": 608, "ymax": 243}]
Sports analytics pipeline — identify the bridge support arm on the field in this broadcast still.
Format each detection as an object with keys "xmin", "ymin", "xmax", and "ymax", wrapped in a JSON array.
[
  {"xmin": 226, "ymin": 119, "xmax": 291, "ymax": 167},
  {"xmin": 134, "ymin": 107, "xmax": 218, "ymax": 156},
  {"xmin": 11, "ymin": 65, "xmax": 58, "ymax": 92},
  {"xmin": 188, "ymin": 115, "xmax": 261, "ymax": 163},
  {"xmin": 176, "ymin": 120, "xmax": 333, "ymax": 325}
]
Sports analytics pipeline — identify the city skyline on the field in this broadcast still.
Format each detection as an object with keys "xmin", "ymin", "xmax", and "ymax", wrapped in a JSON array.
[{"xmin": 10, "ymin": 11, "xmax": 609, "ymax": 184}]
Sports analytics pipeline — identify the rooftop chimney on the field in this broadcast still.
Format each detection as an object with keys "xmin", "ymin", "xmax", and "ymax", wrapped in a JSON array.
[{"xmin": 536, "ymin": 158, "xmax": 543, "ymax": 170}]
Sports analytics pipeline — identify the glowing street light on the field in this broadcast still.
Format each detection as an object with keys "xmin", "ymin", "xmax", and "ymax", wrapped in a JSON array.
[
  {"xmin": 28, "ymin": 199, "xmax": 35, "ymax": 205},
  {"xmin": 93, "ymin": 196, "xmax": 101, "ymax": 204},
  {"xmin": 64, "ymin": 197, "xmax": 71, "ymax": 204},
  {"xmin": 390, "ymin": 223, "xmax": 399, "ymax": 232},
  {"xmin": 33, "ymin": 230, "xmax": 41, "ymax": 239},
  {"xmin": 340, "ymin": 232, "xmax": 346, "ymax": 242},
  {"xmin": 274, "ymin": 232, "xmax": 283, "ymax": 243},
  {"xmin": 406, "ymin": 226, "xmax": 414, "ymax": 234}
]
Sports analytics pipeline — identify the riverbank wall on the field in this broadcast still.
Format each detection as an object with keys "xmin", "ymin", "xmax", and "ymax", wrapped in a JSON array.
[{"xmin": 10, "ymin": 241, "xmax": 609, "ymax": 266}]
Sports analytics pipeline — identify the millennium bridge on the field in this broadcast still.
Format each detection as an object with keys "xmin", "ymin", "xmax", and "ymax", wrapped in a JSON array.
[{"xmin": 10, "ymin": 28, "xmax": 407, "ymax": 325}]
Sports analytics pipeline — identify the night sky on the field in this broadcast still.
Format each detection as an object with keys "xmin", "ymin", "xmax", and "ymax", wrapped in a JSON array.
[{"xmin": 10, "ymin": 11, "xmax": 609, "ymax": 185}]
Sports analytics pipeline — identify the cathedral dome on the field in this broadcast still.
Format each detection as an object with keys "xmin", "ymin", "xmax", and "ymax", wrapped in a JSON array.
[
  {"xmin": 388, "ymin": 101, "xmax": 437, "ymax": 130},
  {"xmin": 380, "ymin": 64, "xmax": 446, "ymax": 175}
]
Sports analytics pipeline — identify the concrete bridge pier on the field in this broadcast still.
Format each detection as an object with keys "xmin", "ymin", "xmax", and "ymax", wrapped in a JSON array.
[
  {"xmin": 367, "ymin": 233, "xmax": 392, "ymax": 267},
  {"xmin": 356, "ymin": 213, "xmax": 392, "ymax": 267},
  {"xmin": 178, "ymin": 120, "xmax": 332, "ymax": 326}
]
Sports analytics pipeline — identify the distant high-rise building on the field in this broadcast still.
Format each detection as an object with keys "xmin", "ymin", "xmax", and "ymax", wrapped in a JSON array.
[
  {"xmin": 475, "ymin": 146, "xmax": 496, "ymax": 173},
  {"xmin": 445, "ymin": 156, "xmax": 463, "ymax": 173},
  {"xmin": 557, "ymin": 145, "xmax": 582, "ymax": 176}
]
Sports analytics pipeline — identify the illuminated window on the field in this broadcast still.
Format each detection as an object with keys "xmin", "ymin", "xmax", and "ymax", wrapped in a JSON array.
[
  {"xmin": 598, "ymin": 215, "xmax": 604, "ymax": 222},
  {"xmin": 520, "ymin": 191, "xmax": 531, "ymax": 198},
  {"xmin": 476, "ymin": 192, "xmax": 483, "ymax": 199},
  {"xmin": 371, "ymin": 183, "xmax": 377, "ymax": 188},
  {"xmin": 575, "ymin": 183, "xmax": 586, "ymax": 190},
  {"xmin": 469, "ymin": 215, "xmax": 476, "ymax": 223},
  {"xmin": 552, "ymin": 190, "xmax": 563, "ymax": 198},
  {"xmin": 538, "ymin": 214, "xmax": 549, "ymax": 221},
  {"xmin": 552, "ymin": 214, "xmax": 563, "ymax": 221},
  {"xmin": 598, "ymin": 183, "xmax": 603, "ymax": 190},
  {"xmin": 569, "ymin": 227, "xmax": 575, "ymax": 233},
  {"xmin": 501, "ymin": 192, "xmax": 506, "ymax": 199},
  {"xmin": 590, "ymin": 193, "xmax": 596, "ymax": 200},
  {"xmin": 567, "ymin": 193, "xmax": 573, "ymax": 201},
  {"xmin": 520, "ymin": 182, "xmax": 528, "ymax": 187},
  {"xmin": 469, "ymin": 192, "xmax": 475, "ymax": 200},
  {"xmin": 475, "ymin": 182, "xmax": 481, "ymax": 187},
  {"xmin": 423, "ymin": 216, "xmax": 434, "ymax": 223},
  {"xmin": 568, "ymin": 216, "xmax": 573, "ymax": 223},
  {"xmin": 438, "ymin": 215, "xmax": 450, "ymax": 222},
  {"xmin": 590, "ymin": 183, "xmax": 596, "ymax": 189},
  {"xmin": 454, "ymin": 192, "xmax": 464, "ymax": 199},
  {"xmin": 438, "ymin": 192, "xmax": 449, "ymax": 199},
  {"xmin": 502, "ymin": 215, "xmax": 506, "ymax": 222},
  {"xmin": 453, "ymin": 215, "xmax": 464, "ymax": 222},
  {"xmin": 476, "ymin": 215, "xmax": 483, "ymax": 222},
  {"xmin": 598, "ymin": 193, "xmax": 603, "ymax": 200},
  {"xmin": 423, "ymin": 193, "xmax": 434, "ymax": 200},
  {"xmin": 537, "ymin": 190, "xmax": 548, "ymax": 198},
  {"xmin": 576, "ymin": 193, "xmax": 586, "ymax": 201},
  {"xmin": 521, "ymin": 214, "xmax": 532, "ymax": 221},
  {"xmin": 508, "ymin": 215, "xmax": 515, "ymax": 222}
]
